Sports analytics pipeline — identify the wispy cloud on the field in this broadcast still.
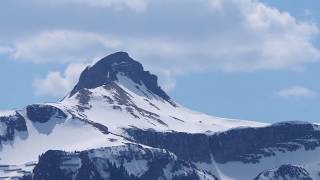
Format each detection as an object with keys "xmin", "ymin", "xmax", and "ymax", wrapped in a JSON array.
[
  {"xmin": 0, "ymin": 0, "xmax": 319, "ymax": 97},
  {"xmin": 33, "ymin": 63, "xmax": 87, "ymax": 97},
  {"xmin": 31, "ymin": 0, "xmax": 149, "ymax": 12},
  {"xmin": 11, "ymin": 31, "xmax": 122, "ymax": 64},
  {"xmin": 0, "ymin": 46, "xmax": 13, "ymax": 54},
  {"xmin": 277, "ymin": 86, "xmax": 317, "ymax": 98},
  {"xmin": 6, "ymin": 0, "xmax": 319, "ymax": 72}
]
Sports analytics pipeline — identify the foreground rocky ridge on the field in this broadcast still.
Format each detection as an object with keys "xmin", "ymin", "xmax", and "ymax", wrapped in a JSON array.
[
  {"xmin": 27, "ymin": 144, "xmax": 218, "ymax": 180},
  {"xmin": 1, "ymin": 52, "xmax": 320, "ymax": 179},
  {"xmin": 127, "ymin": 122, "xmax": 320, "ymax": 164},
  {"xmin": 254, "ymin": 164, "xmax": 313, "ymax": 180}
]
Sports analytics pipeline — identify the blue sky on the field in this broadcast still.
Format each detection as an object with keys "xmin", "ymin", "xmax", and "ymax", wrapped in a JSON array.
[{"xmin": 0, "ymin": 0, "xmax": 320, "ymax": 123}]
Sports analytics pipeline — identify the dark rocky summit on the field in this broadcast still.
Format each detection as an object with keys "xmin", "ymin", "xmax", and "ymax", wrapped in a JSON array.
[{"xmin": 70, "ymin": 52, "xmax": 171, "ymax": 102}]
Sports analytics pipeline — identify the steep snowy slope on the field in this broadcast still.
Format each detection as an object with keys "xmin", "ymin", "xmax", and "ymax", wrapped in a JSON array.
[
  {"xmin": 61, "ymin": 51, "xmax": 266, "ymax": 135},
  {"xmin": 0, "ymin": 52, "xmax": 266, "ymax": 179},
  {"xmin": 1, "ymin": 52, "xmax": 320, "ymax": 180}
]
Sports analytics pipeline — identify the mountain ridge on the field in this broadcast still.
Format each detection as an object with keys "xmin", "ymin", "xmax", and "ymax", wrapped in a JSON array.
[{"xmin": 1, "ymin": 52, "xmax": 320, "ymax": 180}]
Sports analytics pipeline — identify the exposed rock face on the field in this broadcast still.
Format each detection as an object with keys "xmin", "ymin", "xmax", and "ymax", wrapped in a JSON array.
[
  {"xmin": 254, "ymin": 164, "xmax": 313, "ymax": 180},
  {"xmin": 127, "ymin": 122, "xmax": 320, "ymax": 164},
  {"xmin": 126, "ymin": 129, "xmax": 212, "ymax": 163},
  {"xmin": 209, "ymin": 122, "xmax": 320, "ymax": 163},
  {"xmin": 31, "ymin": 144, "xmax": 218, "ymax": 180},
  {"xmin": 0, "ymin": 111, "xmax": 27, "ymax": 143},
  {"xmin": 26, "ymin": 104, "xmax": 67, "ymax": 123},
  {"xmin": 70, "ymin": 52, "xmax": 171, "ymax": 102}
]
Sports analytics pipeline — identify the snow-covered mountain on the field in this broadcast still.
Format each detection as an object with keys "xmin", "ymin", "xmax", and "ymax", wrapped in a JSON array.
[{"xmin": 1, "ymin": 52, "xmax": 320, "ymax": 180}]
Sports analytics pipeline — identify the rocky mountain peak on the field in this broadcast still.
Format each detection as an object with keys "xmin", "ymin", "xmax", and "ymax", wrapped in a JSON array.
[{"xmin": 69, "ymin": 52, "xmax": 171, "ymax": 101}]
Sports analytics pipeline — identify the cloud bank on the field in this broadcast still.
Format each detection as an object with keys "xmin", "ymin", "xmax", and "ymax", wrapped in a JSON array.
[
  {"xmin": 8, "ymin": 0, "xmax": 319, "ymax": 71},
  {"xmin": 0, "ymin": 0, "xmax": 319, "ymax": 97},
  {"xmin": 32, "ymin": 0, "xmax": 149, "ymax": 12}
]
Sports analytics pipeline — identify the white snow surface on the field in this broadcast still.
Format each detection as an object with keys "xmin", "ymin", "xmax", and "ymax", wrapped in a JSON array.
[
  {"xmin": 0, "ymin": 162, "xmax": 35, "ymax": 180},
  {"xmin": 0, "ymin": 74, "xmax": 269, "ymax": 179},
  {"xmin": 0, "ymin": 108, "xmax": 128, "ymax": 165},
  {"xmin": 0, "ymin": 110, "xmax": 16, "ymax": 117},
  {"xmin": 3, "ymin": 56, "xmax": 320, "ymax": 180},
  {"xmin": 88, "ymin": 145, "xmax": 152, "ymax": 178},
  {"xmin": 62, "ymin": 75, "xmax": 267, "ymax": 135}
]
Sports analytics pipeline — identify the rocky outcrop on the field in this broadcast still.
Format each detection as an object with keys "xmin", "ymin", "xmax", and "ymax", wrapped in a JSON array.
[
  {"xmin": 254, "ymin": 164, "xmax": 313, "ymax": 180},
  {"xmin": 26, "ymin": 104, "xmax": 67, "ymax": 123},
  {"xmin": 31, "ymin": 144, "xmax": 218, "ymax": 180},
  {"xmin": 127, "ymin": 122, "xmax": 320, "ymax": 164},
  {"xmin": 0, "ymin": 111, "xmax": 27, "ymax": 143}
]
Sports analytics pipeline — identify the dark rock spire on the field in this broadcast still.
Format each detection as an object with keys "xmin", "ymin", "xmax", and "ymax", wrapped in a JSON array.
[{"xmin": 69, "ymin": 52, "xmax": 171, "ymax": 101}]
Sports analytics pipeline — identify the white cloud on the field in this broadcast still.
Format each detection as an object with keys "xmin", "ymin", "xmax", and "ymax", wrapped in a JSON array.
[
  {"xmin": 9, "ymin": 0, "xmax": 319, "ymax": 72},
  {"xmin": 32, "ymin": 0, "xmax": 148, "ymax": 12},
  {"xmin": 154, "ymin": 69, "xmax": 177, "ymax": 92},
  {"xmin": 12, "ymin": 31, "xmax": 122, "ymax": 64},
  {"xmin": 33, "ymin": 63, "xmax": 87, "ymax": 97},
  {"xmin": 9, "ymin": 30, "xmax": 187, "ymax": 65},
  {"xmin": 0, "ymin": 46, "xmax": 13, "ymax": 54},
  {"xmin": 2, "ymin": 0, "xmax": 320, "ymax": 97},
  {"xmin": 205, "ymin": 0, "xmax": 320, "ymax": 71},
  {"xmin": 277, "ymin": 86, "xmax": 317, "ymax": 98}
]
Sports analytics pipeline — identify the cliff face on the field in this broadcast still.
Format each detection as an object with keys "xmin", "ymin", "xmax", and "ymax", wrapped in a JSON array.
[{"xmin": 127, "ymin": 122, "xmax": 320, "ymax": 164}]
